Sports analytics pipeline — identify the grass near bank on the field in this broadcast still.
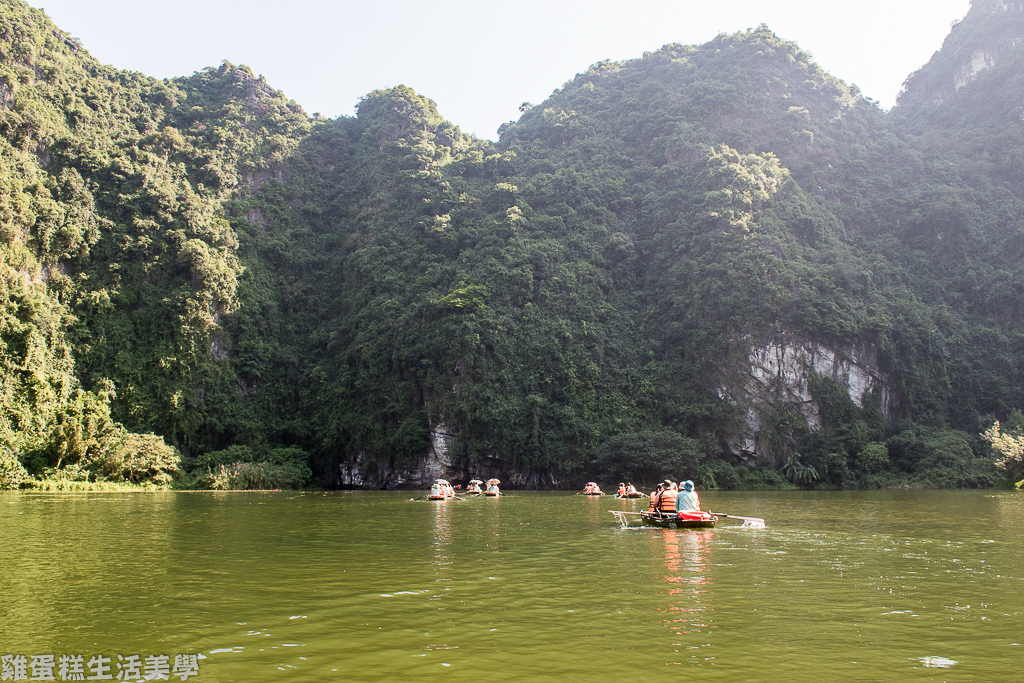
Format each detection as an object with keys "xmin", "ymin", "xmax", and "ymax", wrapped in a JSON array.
[{"xmin": 20, "ymin": 479, "xmax": 166, "ymax": 492}]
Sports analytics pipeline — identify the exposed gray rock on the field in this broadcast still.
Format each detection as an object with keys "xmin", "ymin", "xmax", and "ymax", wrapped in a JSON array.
[
  {"xmin": 717, "ymin": 334, "xmax": 894, "ymax": 464},
  {"xmin": 335, "ymin": 418, "xmax": 564, "ymax": 489}
]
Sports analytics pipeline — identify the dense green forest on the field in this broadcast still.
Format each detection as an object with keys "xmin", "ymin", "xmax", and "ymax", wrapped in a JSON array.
[{"xmin": 1, "ymin": 0, "xmax": 1022, "ymax": 491}]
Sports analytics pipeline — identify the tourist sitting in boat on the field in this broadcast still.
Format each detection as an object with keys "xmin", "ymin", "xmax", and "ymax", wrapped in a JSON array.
[
  {"xmin": 658, "ymin": 480, "xmax": 678, "ymax": 516},
  {"xmin": 429, "ymin": 479, "xmax": 454, "ymax": 499},
  {"xmin": 617, "ymin": 483, "xmax": 626, "ymax": 497},
  {"xmin": 485, "ymin": 478, "xmax": 501, "ymax": 496},
  {"xmin": 675, "ymin": 479, "xmax": 714, "ymax": 522},
  {"xmin": 648, "ymin": 483, "xmax": 664, "ymax": 512},
  {"xmin": 467, "ymin": 479, "xmax": 483, "ymax": 494},
  {"xmin": 676, "ymin": 480, "xmax": 700, "ymax": 511},
  {"xmin": 625, "ymin": 483, "xmax": 639, "ymax": 496}
]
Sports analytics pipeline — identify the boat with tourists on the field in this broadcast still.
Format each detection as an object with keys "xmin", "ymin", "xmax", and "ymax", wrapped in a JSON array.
[
  {"xmin": 580, "ymin": 482, "xmax": 604, "ymax": 495},
  {"xmin": 428, "ymin": 479, "xmax": 456, "ymax": 500},
  {"xmin": 467, "ymin": 479, "xmax": 483, "ymax": 495},
  {"xmin": 485, "ymin": 478, "xmax": 501, "ymax": 496},
  {"xmin": 610, "ymin": 509, "xmax": 765, "ymax": 529},
  {"xmin": 640, "ymin": 509, "xmax": 716, "ymax": 528},
  {"xmin": 615, "ymin": 483, "xmax": 645, "ymax": 498},
  {"xmin": 608, "ymin": 509, "xmax": 716, "ymax": 528}
]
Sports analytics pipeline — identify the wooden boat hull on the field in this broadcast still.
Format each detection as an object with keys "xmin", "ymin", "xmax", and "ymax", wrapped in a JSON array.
[
  {"xmin": 615, "ymin": 493, "xmax": 646, "ymax": 499},
  {"xmin": 640, "ymin": 511, "xmax": 716, "ymax": 529}
]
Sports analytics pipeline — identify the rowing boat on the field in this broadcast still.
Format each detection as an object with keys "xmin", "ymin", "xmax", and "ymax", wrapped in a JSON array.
[
  {"xmin": 641, "ymin": 510, "xmax": 716, "ymax": 529},
  {"xmin": 428, "ymin": 479, "xmax": 456, "ymax": 500},
  {"xmin": 609, "ymin": 510, "xmax": 716, "ymax": 529}
]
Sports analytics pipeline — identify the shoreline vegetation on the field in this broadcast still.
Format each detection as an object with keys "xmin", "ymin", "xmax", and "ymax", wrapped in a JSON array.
[
  {"xmin": 5, "ymin": 479, "xmax": 1024, "ymax": 493},
  {"xmin": 3, "ymin": 436, "xmax": 1021, "ymax": 492}
]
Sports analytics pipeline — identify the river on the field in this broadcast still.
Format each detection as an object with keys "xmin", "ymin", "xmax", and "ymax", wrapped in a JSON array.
[{"xmin": 1, "ymin": 489, "xmax": 1020, "ymax": 681}]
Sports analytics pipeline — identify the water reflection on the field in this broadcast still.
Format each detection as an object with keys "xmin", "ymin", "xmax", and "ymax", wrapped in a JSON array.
[
  {"xmin": 431, "ymin": 500, "xmax": 453, "ymax": 582},
  {"xmin": 582, "ymin": 493, "xmax": 603, "ymax": 527},
  {"xmin": 656, "ymin": 529, "xmax": 715, "ymax": 667}
]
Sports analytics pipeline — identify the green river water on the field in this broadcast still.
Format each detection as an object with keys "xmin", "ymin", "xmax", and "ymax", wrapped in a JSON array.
[{"xmin": 1, "ymin": 489, "xmax": 1021, "ymax": 681}]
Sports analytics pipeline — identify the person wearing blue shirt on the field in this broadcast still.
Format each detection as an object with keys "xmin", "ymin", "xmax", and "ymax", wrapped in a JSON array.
[{"xmin": 676, "ymin": 480, "xmax": 700, "ymax": 512}]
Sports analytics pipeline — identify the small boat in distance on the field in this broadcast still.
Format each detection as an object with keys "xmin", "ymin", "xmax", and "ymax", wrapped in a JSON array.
[
  {"xmin": 467, "ymin": 479, "xmax": 484, "ymax": 495},
  {"xmin": 428, "ymin": 479, "xmax": 456, "ymax": 500},
  {"xmin": 485, "ymin": 478, "xmax": 501, "ymax": 496},
  {"xmin": 615, "ymin": 483, "xmax": 645, "ymax": 499},
  {"xmin": 580, "ymin": 482, "xmax": 603, "ymax": 495}
]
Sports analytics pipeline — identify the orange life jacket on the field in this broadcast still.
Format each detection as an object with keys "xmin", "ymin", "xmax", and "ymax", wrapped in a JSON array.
[
  {"xmin": 659, "ymin": 489, "xmax": 678, "ymax": 513},
  {"xmin": 648, "ymin": 491, "xmax": 661, "ymax": 511}
]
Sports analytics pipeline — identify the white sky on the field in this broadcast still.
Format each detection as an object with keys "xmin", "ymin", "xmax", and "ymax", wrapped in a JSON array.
[{"xmin": 29, "ymin": 0, "xmax": 972, "ymax": 140}]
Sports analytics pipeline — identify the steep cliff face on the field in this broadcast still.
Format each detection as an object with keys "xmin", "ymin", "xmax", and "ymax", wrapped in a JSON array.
[
  {"xmin": 717, "ymin": 335, "xmax": 894, "ymax": 465},
  {"xmin": 339, "ymin": 332, "xmax": 896, "ymax": 487},
  {"xmin": 335, "ymin": 424, "xmax": 457, "ymax": 489},
  {"xmin": 898, "ymin": 0, "xmax": 1024, "ymax": 109},
  {"xmin": 336, "ymin": 419, "xmax": 566, "ymax": 489}
]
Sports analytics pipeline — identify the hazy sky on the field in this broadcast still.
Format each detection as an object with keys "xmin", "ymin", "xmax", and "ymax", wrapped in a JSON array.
[{"xmin": 29, "ymin": 0, "xmax": 972, "ymax": 140}]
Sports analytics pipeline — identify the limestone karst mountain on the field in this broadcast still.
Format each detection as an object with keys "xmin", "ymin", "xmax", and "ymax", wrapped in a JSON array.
[{"xmin": 0, "ymin": 0, "xmax": 1020, "ymax": 489}]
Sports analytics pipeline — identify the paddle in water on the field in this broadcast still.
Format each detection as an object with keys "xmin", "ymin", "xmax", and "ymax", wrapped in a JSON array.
[{"xmin": 707, "ymin": 511, "xmax": 766, "ymax": 528}]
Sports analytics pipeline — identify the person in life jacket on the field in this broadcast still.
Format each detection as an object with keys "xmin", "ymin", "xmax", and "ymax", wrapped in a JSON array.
[
  {"xmin": 625, "ymin": 483, "xmax": 638, "ymax": 496},
  {"xmin": 617, "ymin": 483, "xmax": 626, "ymax": 497},
  {"xmin": 676, "ymin": 480, "xmax": 700, "ymax": 512},
  {"xmin": 658, "ymin": 480, "xmax": 678, "ymax": 515},
  {"xmin": 648, "ymin": 483, "xmax": 664, "ymax": 512}
]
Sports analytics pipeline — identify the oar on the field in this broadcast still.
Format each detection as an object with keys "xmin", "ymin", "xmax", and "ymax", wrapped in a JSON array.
[
  {"xmin": 609, "ymin": 510, "xmax": 644, "ymax": 528},
  {"xmin": 707, "ymin": 511, "xmax": 766, "ymax": 528}
]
